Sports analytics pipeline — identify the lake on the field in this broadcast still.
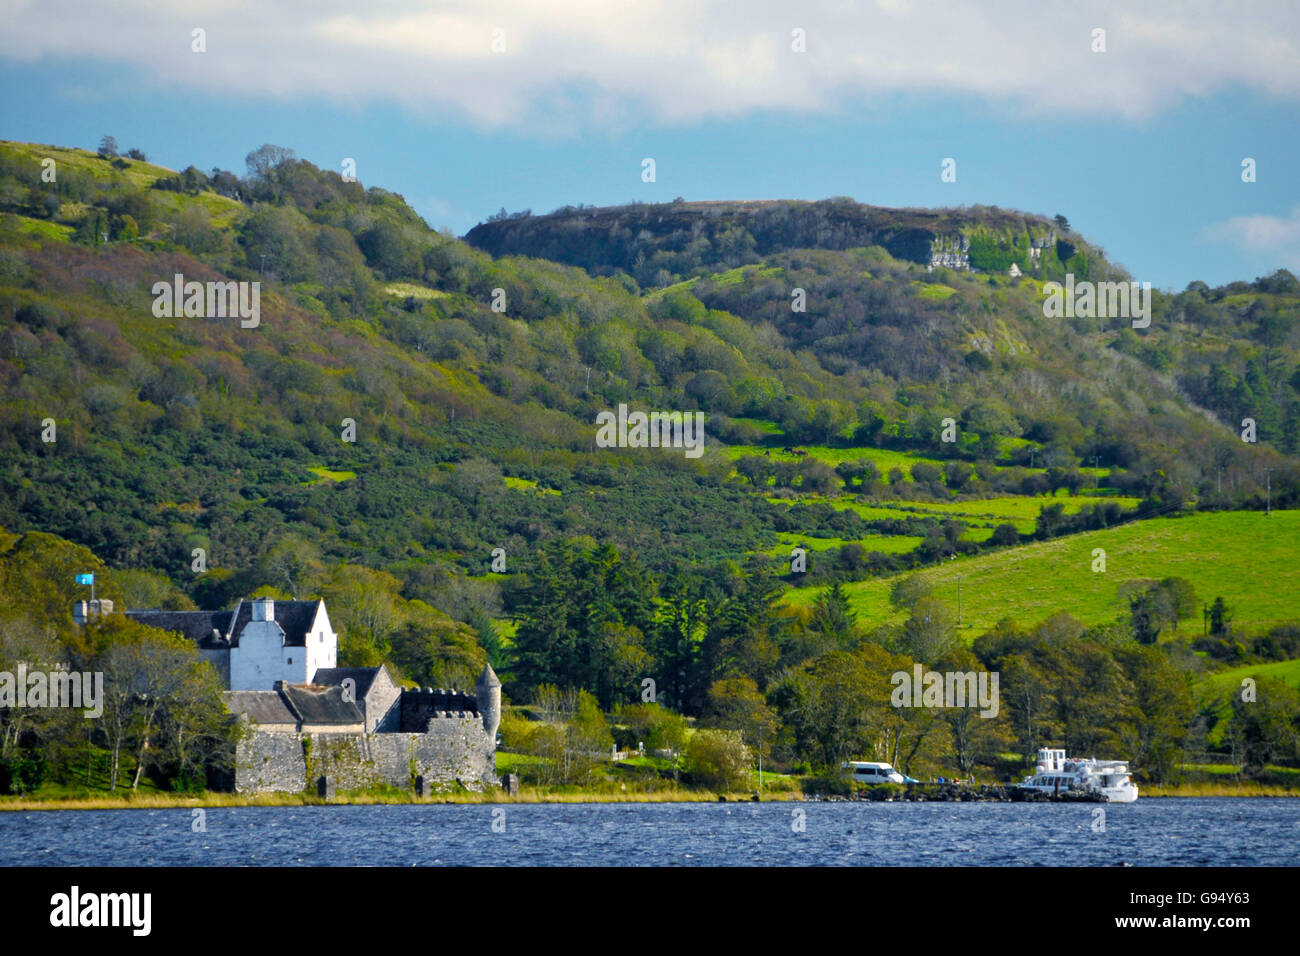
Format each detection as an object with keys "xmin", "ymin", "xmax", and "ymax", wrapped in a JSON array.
[{"xmin": 1, "ymin": 799, "xmax": 1296, "ymax": 866}]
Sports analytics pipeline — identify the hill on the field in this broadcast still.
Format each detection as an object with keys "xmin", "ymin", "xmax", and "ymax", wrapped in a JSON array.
[
  {"xmin": 464, "ymin": 199, "xmax": 1100, "ymax": 286},
  {"xmin": 0, "ymin": 136, "xmax": 1297, "ymax": 645},
  {"xmin": 784, "ymin": 509, "xmax": 1300, "ymax": 634},
  {"xmin": 1, "ymin": 139, "xmax": 1298, "ymax": 789}
]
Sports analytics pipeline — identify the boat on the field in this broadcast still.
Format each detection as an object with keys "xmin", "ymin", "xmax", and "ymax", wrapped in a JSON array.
[{"xmin": 1018, "ymin": 747, "xmax": 1139, "ymax": 803}]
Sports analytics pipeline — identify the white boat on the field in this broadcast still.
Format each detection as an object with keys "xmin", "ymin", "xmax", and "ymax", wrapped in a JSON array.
[{"xmin": 1018, "ymin": 747, "xmax": 1139, "ymax": 803}]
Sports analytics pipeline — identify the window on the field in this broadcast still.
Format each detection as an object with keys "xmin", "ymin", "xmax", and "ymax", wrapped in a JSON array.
[{"xmin": 287, "ymin": 657, "xmax": 292, "ymax": 664}]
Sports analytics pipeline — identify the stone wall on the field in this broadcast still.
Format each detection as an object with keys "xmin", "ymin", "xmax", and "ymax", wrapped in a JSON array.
[{"xmin": 234, "ymin": 717, "xmax": 496, "ymax": 794}]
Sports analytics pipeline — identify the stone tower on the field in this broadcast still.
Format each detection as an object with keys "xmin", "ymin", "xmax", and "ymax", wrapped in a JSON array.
[{"xmin": 475, "ymin": 663, "xmax": 501, "ymax": 742}]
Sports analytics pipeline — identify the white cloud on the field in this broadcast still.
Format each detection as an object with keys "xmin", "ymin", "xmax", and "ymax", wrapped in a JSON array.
[
  {"xmin": 3, "ymin": 0, "xmax": 1299, "ymax": 130},
  {"xmin": 1204, "ymin": 207, "xmax": 1300, "ymax": 270}
]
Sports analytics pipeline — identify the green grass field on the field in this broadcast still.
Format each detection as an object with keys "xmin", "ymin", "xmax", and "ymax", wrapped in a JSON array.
[
  {"xmin": 304, "ymin": 466, "xmax": 357, "ymax": 484},
  {"xmin": 728, "ymin": 442, "xmax": 948, "ymax": 472},
  {"xmin": 4, "ymin": 212, "xmax": 75, "ymax": 242},
  {"xmin": 767, "ymin": 493, "xmax": 1142, "ymax": 534},
  {"xmin": 784, "ymin": 510, "xmax": 1300, "ymax": 635},
  {"xmin": 1198, "ymin": 659, "xmax": 1300, "ymax": 696},
  {"xmin": 770, "ymin": 531, "xmax": 924, "ymax": 557},
  {"xmin": 384, "ymin": 282, "xmax": 450, "ymax": 300},
  {"xmin": 504, "ymin": 476, "xmax": 561, "ymax": 495},
  {"xmin": 912, "ymin": 280, "xmax": 958, "ymax": 300}
]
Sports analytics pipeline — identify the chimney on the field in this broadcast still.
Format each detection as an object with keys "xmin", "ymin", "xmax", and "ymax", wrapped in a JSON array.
[{"xmin": 252, "ymin": 596, "xmax": 275, "ymax": 622}]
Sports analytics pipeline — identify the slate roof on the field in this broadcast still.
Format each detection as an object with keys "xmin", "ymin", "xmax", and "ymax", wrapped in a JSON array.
[
  {"xmin": 280, "ymin": 684, "xmax": 364, "ymax": 725},
  {"xmin": 226, "ymin": 691, "xmax": 298, "ymax": 725},
  {"xmin": 311, "ymin": 667, "xmax": 384, "ymax": 699},
  {"xmin": 127, "ymin": 599, "xmax": 323, "ymax": 648}
]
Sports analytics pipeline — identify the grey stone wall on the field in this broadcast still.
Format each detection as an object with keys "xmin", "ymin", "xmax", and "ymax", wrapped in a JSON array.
[
  {"xmin": 366, "ymin": 668, "xmax": 402, "ymax": 733},
  {"xmin": 234, "ymin": 717, "xmax": 496, "ymax": 794}
]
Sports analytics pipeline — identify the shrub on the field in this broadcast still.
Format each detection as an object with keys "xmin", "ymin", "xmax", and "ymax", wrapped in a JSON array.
[
  {"xmin": 498, "ymin": 708, "xmax": 537, "ymax": 752},
  {"xmin": 618, "ymin": 703, "xmax": 688, "ymax": 754},
  {"xmin": 684, "ymin": 729, "xmax": 752, "ymax": 790}
]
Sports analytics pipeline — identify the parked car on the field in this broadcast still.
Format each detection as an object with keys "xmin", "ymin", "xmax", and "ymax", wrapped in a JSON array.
[{"xmin": 841, "ymin": 761, "xmax": 905, "ymax": 785}]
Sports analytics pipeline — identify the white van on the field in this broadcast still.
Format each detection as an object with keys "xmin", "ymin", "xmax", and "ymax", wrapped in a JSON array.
[{"xmin": 842, "ymin": 761, "xmax": 905, "ymax": 785}]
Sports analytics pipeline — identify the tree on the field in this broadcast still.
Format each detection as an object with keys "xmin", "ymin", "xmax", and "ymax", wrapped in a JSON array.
[
  {"xmin": 259, "ymin": 534, "xmax": 325, "ymax": 599},
  {"xmin": 810, "ymin": 582, "xmax": 856, "ymax": 649},
  {"xmin": 1115, "ymin": 646, "xmax": 1193, "ymax": 783},
  {"xmin": 97, "ymin": 136, "xmax": 118, "ymax": 158},
  {"xmin": 111, "ymin": 569, "xmax": 195, "ymax": 611},
  {"xmin": 530, "ymin": 685, "xmax": 612, "ymax": 785},
  {"xmin": 684, "ymin": 729, "xmax": 752, "ymax": 790},
  {"xmin": 933, "ymin": 647, "xmax": 1005, "ymax": 775},
  {"xmin": 388, "ymin": 610, "xmax": 486, "ymax": 690},
  {"xmin": 322, "ymin": 565, "xmax": 405, "ymax": 664},
  {"xmin": 1129, "ymin": 589, "xmax": 1166, "ymax": 645},
  {"xmin": 94, "ymin": 621, "xmax": 230, "ymax": 790},
  {"xmin": 509, "ymin": 541, "xmax": 657, "ymax": 708},
  {"xmin": 889, "ymin": 573, "xmax": 933, "ymax": 612},
  {"xmin": 990, "ymin": 523, "xmax": 1020, "ymax": 547},
  {"xmin": 734, "ymin": 455, "xmax": 771, "ymax": 488},
  {"xmin": 1209, "ymin": 596, "xmax": 1231, "ymax": 636},
  {"xmin": 244, "ymin": 144, "xmax": 297, "ymax": 199},
  {"xmin": 239, "ymin": 205, "xmax": 315, "ymax": 281},
  {"xmin": 618, "ymin": 702, "xmax": 688, "ymax": 754},
  {"xmin": 1225, "ymin": 677, "xmax": 1300, "ymax": 773},
  {"xmin": 999, "ymin": 653, "xmax": 1057, "ymax": 762},
  {"xmin": 900, "ymin": 597, "xmax": 957, "ymax": 662},
  {"xmin": 705, "ymin": 676, "xmax": 777, "ymax": 763}
]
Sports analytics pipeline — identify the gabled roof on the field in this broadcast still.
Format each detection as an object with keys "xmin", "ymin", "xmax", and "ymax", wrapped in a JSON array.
[
  {"xmin": 226, "ymin": 691, "xmax": 298, "ymax": 725},
  {"xmin": 127, "ymin": 599, "xmax": 325, "ymax": 648},
  {"xmin": 280, "ymin": 683, "xmax": 364, "ymax": 725},
  {"xmin": 125, "ymin": 609, "xmax": 233, "ymax": 649},
  {"xmin": 311, "ymin": 667, "xmax": 385, "ymax": 699}
]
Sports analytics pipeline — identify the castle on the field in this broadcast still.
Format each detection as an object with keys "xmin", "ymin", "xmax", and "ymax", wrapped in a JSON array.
[{"xmin": 124, "ymin": 596, "xmax": 500, "ymax": 794}]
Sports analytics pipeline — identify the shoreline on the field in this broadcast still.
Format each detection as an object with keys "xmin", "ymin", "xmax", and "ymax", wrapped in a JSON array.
[{"xmin": 1, "ymin": 784, "xmax": 1295, "ymax": 812}]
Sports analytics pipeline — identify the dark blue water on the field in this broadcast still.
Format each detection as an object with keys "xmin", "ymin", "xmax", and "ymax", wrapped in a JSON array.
[{"xmin": 1, "ymin": 799, "xmax": 1296, "ymax": 866}]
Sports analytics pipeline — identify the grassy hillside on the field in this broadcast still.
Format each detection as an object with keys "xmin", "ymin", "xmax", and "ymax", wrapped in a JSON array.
[
  {"xmin": 784, "ymin": 510, "xmax": 1300, "ymax": 634},
  {"xmin": 0, "ymin": 136, "xmax": 1297, "ymax": 649}
]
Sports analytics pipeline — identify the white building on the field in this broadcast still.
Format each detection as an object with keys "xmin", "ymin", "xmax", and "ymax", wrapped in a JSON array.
[
  {"xmin": 126, "ymin": 597, "xmax": 337, "ymax": 691},
  {"xmin": 229, "ymin": 597, "xmax": 336, "ymax": 690}
]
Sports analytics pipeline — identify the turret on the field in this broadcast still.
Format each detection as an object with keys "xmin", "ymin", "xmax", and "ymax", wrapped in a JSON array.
[{"xmin": 475, "ymin": 663, "xmax": 501, "ymax": 743}]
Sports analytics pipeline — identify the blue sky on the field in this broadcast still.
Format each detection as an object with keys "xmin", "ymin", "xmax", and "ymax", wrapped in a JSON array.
[{"xmin": 2, "ymin": 1, "xmax": 1298, "ymax": 289}]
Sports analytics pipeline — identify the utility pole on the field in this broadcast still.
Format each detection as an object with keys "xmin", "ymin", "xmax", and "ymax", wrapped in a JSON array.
[
  {"xmin": 1091, "ymin": 455, "xmax": 1101, "ymax": 488},
  {"xmin": 1265, "ymin": 467, "xmax": 1273, "ymax": 516},
  {"xmin": 957, "ymin": 575, "xmax": 962, "ymax": 629}
]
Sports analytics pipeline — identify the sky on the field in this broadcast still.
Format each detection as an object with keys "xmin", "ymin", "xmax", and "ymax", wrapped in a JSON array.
[{"xmin": 1, "ymin": 0, "xmax": 1299, "ymax": 289}]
